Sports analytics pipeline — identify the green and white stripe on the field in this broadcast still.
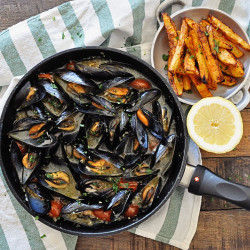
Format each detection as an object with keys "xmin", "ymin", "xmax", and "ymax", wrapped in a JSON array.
[{"xmin": 0, "ymin": 0, "xmax": 249, "ymax": 249}]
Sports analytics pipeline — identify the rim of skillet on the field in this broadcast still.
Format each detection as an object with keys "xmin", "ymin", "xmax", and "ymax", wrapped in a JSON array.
[
  {"xmin": 151, "ymin": 7, "xmax": 250, "ymax": 106},
  {"xmin": 0, "ymin": 46, "xmax": 188, "ymax": 236}
]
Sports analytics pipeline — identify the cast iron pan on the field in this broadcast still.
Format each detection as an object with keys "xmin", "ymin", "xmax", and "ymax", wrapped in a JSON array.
[{"xmin": 0, "ymin": 47, "xmax": 249, "ymax": 237}]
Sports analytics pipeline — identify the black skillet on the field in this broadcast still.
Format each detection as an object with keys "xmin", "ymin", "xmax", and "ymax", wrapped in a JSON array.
[{"xmin": 0, "ymin": 47, "xmax": 249, "ymax": 237}]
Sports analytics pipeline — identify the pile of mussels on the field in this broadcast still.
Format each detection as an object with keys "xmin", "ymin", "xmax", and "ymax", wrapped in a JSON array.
[{"xmin": 8, "ymin": 58, "xmax": 176, "ymax": 226}]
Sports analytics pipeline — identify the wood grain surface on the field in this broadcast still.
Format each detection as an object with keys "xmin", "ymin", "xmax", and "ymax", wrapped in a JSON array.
[{"xmin": 0, "ymin": 1, "xmax": 249, "ymax": 249}]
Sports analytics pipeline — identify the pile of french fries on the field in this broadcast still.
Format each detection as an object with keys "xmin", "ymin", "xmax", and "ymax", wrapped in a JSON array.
[{"xmin": 162, "ymin": 13, "xmax": 250, "ymax": 98}]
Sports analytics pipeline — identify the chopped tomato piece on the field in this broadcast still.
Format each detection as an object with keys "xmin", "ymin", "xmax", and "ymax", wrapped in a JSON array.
[
  {"xmin": 38, "ymin": 73, "xmax": 53, "ymax": 82},
  {"xmin": 66, "ymin": 61, "xmax": 76, "ymax": 71},
  {"xmin": 15, "ymin": 141, "xmax": 27, "ymax": 156},
  {"xmin": 124, "ymin": 205, "xmax": 139, "ymax": 218},
  {"xmin": 48, "ymin": 200, "xmax": 62, "ymax": 218},
  {"xmin": 92, "ymin": 209, "xmax": 112, "ymax": 222},
  {"xmin": 118, "ymin": 179, "xmax": 138, "ymax": 192}
]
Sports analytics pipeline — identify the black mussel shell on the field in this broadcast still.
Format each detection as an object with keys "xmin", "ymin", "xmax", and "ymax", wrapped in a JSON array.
[
  {"xmin": 126, "ymin": 89, "xmax": 161, "ymax": 113},
  {"xmin": 54, "ymin": 69, "xmax": 97, "ymax": 88},
  {"xmin": 39, "ymin": 79, "xmax": 69, "ymax": 117},
  {"xmin": 107, "ymin": 189, "xmax": 132, "ymax": 218},
  {"xmin": 61, "ymin": 201, "xmax": 104, "ymax": 214},
  {"xmin": 26, "ymin": 182, "xmax": 53, "ymax": 215},
  {"xmin": 15, "ymin": 82, "xmax": 46, "ymax": 111},
  {"xmin": 100, "ymin": 76, "xmax": 135, "ymax": 91},
  {"xmin": 139, "ymin": 108, "xmax": 164, "ymax": 141},
  {"xmin": 15, "ymin": 106, "xmax": 46, "ymax": 123},
  {"xmin": 76, "ymin": 103, "xmax": 116, "ymax": 117},
  {"xmin": 131, "ymin": 113, "xmax": 148, "ymax": 150},
  {"xmin": 56, "ymin": 110, "xmax": 84, "ymax": 143},
  {"xmin": 8, "ymin": 118, "xmax": 57, "ymax": 148},
  {"xmin": 38, "ymin": 156, "xmax": 81, "ymax": 200},
  {"xmin": 76, "ymin": 179, "xmax": 113, "ymax": 198},
  {"xmin": 10, "ymin": 141, "xmax": 42, "ymax": 184}
]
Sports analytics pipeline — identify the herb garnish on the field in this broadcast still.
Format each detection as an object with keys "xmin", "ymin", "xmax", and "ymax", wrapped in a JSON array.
[
  {"xmin": 189, "ymin": 55, "xmax": 195, "ymax": 59},
  {"xmin": 205, "ymin": 31, "xmax": 209, "ymax": 36},
  {"xmin": 162, "ymin": 54, "xmax": 169, "ymax": 61},
  {"xmin": 40, "ymin": 234, "xmax": 46, "ymax": 239},
  {"xmin": 51, "ymin": 83, "xmax": 58, "ymax": 89},
  {"xmin": 35, "ymin": 216, "xmax": 39, "ymax": 220},
  {"xmin": 164, "ymin": 64, "xmax": 168, "ymax": 71},
  {"xmin": 214, "ymin": 40, "xmax": 220, "ymax": 54},
  {"xmin": 62, "ymin": 32, "xmax": 65, "ymax": 39}
]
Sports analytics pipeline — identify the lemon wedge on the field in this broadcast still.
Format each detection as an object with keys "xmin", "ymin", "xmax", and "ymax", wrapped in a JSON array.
[{"xmin": 187, "ymin": 97, "xmax": 243, "ymax": 153}]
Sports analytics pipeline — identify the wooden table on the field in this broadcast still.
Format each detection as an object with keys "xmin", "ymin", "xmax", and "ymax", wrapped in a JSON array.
[{"xmin": 1, "ymin": 1, "xmax": 249, "ymax": 249}]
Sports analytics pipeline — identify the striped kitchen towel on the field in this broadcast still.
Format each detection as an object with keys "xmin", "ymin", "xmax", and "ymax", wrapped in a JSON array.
[{"xmin": 0, "ymin": 0, "xmax": 249, "ymax": 250}]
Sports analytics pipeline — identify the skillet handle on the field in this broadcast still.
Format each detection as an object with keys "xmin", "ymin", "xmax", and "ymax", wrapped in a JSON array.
[{"xmin": 188, "ymin": 165, "xmax": 250, "ymax": 210}]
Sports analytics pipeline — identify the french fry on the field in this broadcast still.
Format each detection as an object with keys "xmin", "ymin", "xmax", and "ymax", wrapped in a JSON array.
[
  {"xmin": 208, "ymin": 14, "xmax": 250, "ymax": 51},
  {"xmin": 218, "ymin": 60, "xmax": 244, "ymax": 78},
  {"xmin": 220, "ymin": 75, "xmax": 237, "ymax": 86},
  {"xmin": 184, "ymin": 17, "xmax": 196, "ymax": 29},
  {"xmin": 189, "ymin": 74, "xmax": 213, "ymax": 98},
  {"xmin": 162, "ymin": 13, "xmax": 178, "ymax": 49},
  {"xmin": 228, "ymin": 59, "xmax": 244, "ymax": 77},
  {"xmin": 207, "ymin": 75, "xmax": 217, "ymax": 90},
  {"xmin": 168, "ymin": 71, "xmax": 183, "ymax": 95},
  {"xmin": 206, "ymin": 25, "xmax": 216, "ymax": 56},
  {"xmin": 196, "ymin": 24, "xmax": 224, "ymax": 86},
  {"xmin": 190, "ymin": 29, "xmax": 209, "ymax": 83},
  {"xmin": 185, "ymin": 36, "xmax": 195, "ymax": 55},
  {"xmin": 217, "ymin": 48, "xmax": 237, "ymax": 65},
  {"xmin": 182, "ymin": 75, "xmax": 192, "ymax": 91},
  {"xmin": 167, "ymin": 49, "xmax": 183, "ymax": 96},
  {"xmin": 168, "ymin": 20, "xmax": 189, "ymax": 73},
  {"xmin": 217, "ymin": 60, "xmax": 232, "ymax": 75},
  {"xmin": 184, "ymin": 51, "xmax": 196, "ymax": 74}
]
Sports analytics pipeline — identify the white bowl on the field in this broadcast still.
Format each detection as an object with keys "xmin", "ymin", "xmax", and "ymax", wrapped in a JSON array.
[{"xmin": 151, "ymin": 7, "xmax": 250, "ymax": 105}]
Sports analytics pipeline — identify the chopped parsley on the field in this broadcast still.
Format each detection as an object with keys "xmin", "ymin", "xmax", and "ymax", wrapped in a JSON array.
[
  {"xmin": 189, "ymin": 55, "xmax": 195, "ymax": 59},
  {"xmin": 52, "ymin": 17, "xmax": 56, "ymax": 21},
  {"xmin": 205, "ymin": 31, "xmax": 209, "ymax": 36},
  {"xmin": 184, "ymin": 89, "xmax": 192, "ymax": 94},
  {"xmin": 35, "ymin": 216, "xmax": 39, "ymax": 220},
  {"xmin": 214, "ymin": 40, "xmax": 220, "ymax": 54},
  {"xmin": 162, "ymin": 54, "xmax": 169, "ymax": 61},
  {"xmin": 51, "ymin": 83, "xmax": 58, "ymax": 89},
  {"xmin": 62, "ymin": 32, "xmax": 65, "ymax": 39},
  {"xmin": 175, "ymin": 36, "xmax": 179, "ymax": 40},
  {"xmin": 37, "ymin": 38, "xmax": 42, "ymax": 42},
  {"xmin": 177, "ymin": 78, "xmax": 181, "ymax": 82},
  {"xmin": 164, "ymin": 64, "xmax": 168, "ymax": 71},
  {"xmin": 82, "ymin": 193, "xmax": 88, "ymax": 196},
  {"xmin": 40, "ymin": 234, "xmax": 46, "ymax": 239},
  {"xmin": 145, "ymin": 168, "xmax": 153, "ymax": 174}
]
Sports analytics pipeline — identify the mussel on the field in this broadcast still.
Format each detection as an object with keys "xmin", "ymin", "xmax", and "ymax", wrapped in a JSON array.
[
  {"xmin": 14, "ymin": 82, "xmax": 46, "ymax": 111},
  {"xmin": 38, "ymin": 156, "xmax": 81, "ymax": 199},
  {"xmin": 8, "ymin": 117, "xmax": 56, "ymax": 148},
  {"xmin": 26, "ymin": 182, "xmax": 53, "ymax": 215}
]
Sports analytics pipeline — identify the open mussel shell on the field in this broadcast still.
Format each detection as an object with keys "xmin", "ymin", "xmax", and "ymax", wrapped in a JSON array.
[
  {"xmin": 38, "ymin": 156, "xmax": 81, "ymax": 200},
  {"xmin": 76, "ymin": 179, "xmax": 114, "ymax": 198},
  {"xmin": 79, "ymin": 150, "xmax": 124, "ymax": 177},
  {"xmin": 126, "ymin": 89, "xmax": 161, "ymax": 113},
  {"xmin": 131, "ymin": 176, "xmax": 161, "ymax": 213},
  {"xmin": 38, "ymin": 79, "xmax": 69, "ymax": 117},
  {"xmin": 151, "ymin": 134, "xmax": 176, "ymax": 175},
  {"xmin": 75, "ymin": 59, "xmax": 134, "ymax": 79},
  {"xmin": 76, "ymin": 103, "xmax": 116, "ymax": 117},
  {"xmin": 100, "ymin": 76, "xmax": 135, "ymax": 92},
  {"xmin": 124, "ymin": 156, "xmax": 158, "ymax": 179},
  {"xmin": 62, "ymin": 144, "xmax": 87, "ymax": 174},
  {"xmin": 138, "ymin": 108, "xmax": 164, "ymax": 141},
  {"xmin": 85, "ymin": 115, "xmax": 106, "ymax": 150},
  {"xmin": 131, "ymin": 113, "xmax": 148, "ymax": 150},
  {"xmin": 10, "ymin": 140, "xmax": 42, "ymax": 184},
  {"xmin": 26, "ymin": 182, "xmax": 53, "ymax": 215},
  {"xmin": 54, "ymin": 69, "xmax": 97, "ymax": 88},
  {"xmin": 107, "ymin": 189, "xmax": 132, "ymax": 218},
  {"xmin": 14, "ymin": 82, "xmax": 46, "ymax": 111},
  {"xmin": 8, "ymin": 118, "xmax": 57, "ymax": 148},
  {"xmin": 15, "ymin": 106, "xmax": 46, "ymax": 123},
  {"xmin": 56, "ymin": 110, "xmax": 84, "ymax": 143}
]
